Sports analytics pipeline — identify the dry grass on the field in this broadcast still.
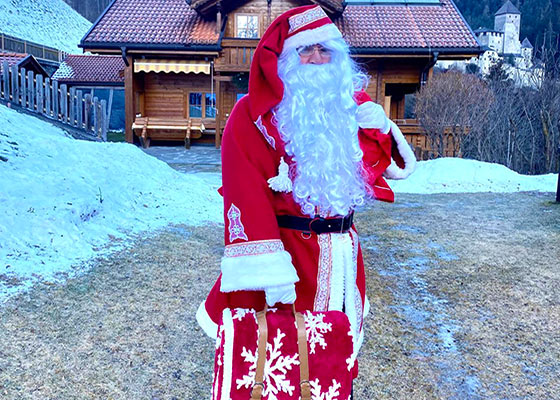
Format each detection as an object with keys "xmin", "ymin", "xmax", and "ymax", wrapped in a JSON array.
[{"xmin": 1, "ymin": 192, "xmax": 559, "ymax": 399}]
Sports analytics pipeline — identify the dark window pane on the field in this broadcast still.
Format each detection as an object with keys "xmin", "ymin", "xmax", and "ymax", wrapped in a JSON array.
[
  {"xmin": 189, "ymin": 93, "xmax": 202, "ymax": 118},
  {"xmin": 205, "ymin": 93, "xmax": 216, "ymax": 118}
]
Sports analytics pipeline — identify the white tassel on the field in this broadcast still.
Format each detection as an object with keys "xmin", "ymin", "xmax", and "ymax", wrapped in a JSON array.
[{"xmin": 267, "ymin": 157, "xmax": 293, "ymax": 193}]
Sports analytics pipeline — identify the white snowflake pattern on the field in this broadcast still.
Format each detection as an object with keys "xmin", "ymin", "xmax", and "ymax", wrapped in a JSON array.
[
  {"xmin": 346, "ymin": 327, "xmax": 355, "ymax": 371},
  {"xmin": 235, "ymin": 328, "xmax": 299, "ymax": 400},
  {"xmin": 232, "ymin": 308, "xmax": 256, "ymax": 321},
  {"xmin": 304, "ymin": 311, "xmax": 333, "ymax": 354},
  {"xmin": 309, "ymin": 378, "xmax": 342, "ymax": 400}
]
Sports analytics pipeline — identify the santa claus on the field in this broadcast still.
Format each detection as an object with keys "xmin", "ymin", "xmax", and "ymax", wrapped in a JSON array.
[{"xmin": 197, "ymin": 4, "xmax": 415, "ymax": 376}]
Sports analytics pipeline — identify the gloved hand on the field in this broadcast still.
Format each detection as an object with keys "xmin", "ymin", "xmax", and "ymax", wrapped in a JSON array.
[
  {"xmin": 356, "ymin": 101, "xmax": 391, "ymax": 133},
  {"xmin": 265, "ymin": 283, "xmax": 296, "ymax": 306}
]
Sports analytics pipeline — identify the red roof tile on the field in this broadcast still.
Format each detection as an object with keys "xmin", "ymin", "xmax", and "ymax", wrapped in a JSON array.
[
  {"xmin": 81, "ymin": 0, "xmax": 477, "ymax": 53},
  {"xmin": 0, "ymin": 53, "xmax": 28, "ymax": 73},
  {"xmin": 336, "ymin": 0, "xmax": 479, "ymax": 50},
  {"xmin": 52, "ymin": 55, "xmax": 125, "ymax": 84},
  {"xmin": 81, "ymin": 0, "xmax": 219, "ymax": 47}
]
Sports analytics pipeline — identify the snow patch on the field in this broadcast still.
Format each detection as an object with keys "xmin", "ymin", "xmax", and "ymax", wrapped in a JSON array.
[
  {"xmin": 0, "ymin": 104, "xmax": 222, "ymax": 301},
  {"xmin": 388, "ymin": 158, "xmax": 558, "ymax": 194}
]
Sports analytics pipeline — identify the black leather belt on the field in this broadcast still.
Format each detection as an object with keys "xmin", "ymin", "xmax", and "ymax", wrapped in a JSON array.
[{"xmin": 277, "ymin": 212, "xmax": 354, "ymax": 234}]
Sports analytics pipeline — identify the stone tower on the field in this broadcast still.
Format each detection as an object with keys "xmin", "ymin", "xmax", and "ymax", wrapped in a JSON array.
[{"xmin": 494, "ymin": 0, "xmax": 521, "ymax": 54}]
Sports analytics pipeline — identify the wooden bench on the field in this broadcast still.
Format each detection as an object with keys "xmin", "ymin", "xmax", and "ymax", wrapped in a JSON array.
[{"xmin": 131, "ymin": 117, "xmax": 207, "ymax": 149}]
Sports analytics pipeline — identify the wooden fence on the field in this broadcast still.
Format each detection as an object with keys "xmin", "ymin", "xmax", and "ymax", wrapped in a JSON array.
[
  {"xmin": 1, "ymin": 32, "xmax": 66, "ymax": 62},
  {"xmin": 0, "ymin": 62, "xmax": 108, "ymax": 140}
]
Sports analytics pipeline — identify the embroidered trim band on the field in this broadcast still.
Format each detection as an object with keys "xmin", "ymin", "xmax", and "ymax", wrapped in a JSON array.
[
  {"xmin": 224, "ymin": 239, "xmax": 285, "ymax": 258},
  {"xmin": 288, "ymin": 6, "xmax": 328, "ymax": 34},
  {"xmin": 314, "ymin": 233, "xmax": 333, "ymax": 311}
]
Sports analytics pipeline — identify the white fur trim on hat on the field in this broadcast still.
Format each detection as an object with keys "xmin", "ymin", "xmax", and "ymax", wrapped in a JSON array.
[
  {"xmin": 282, "ymin": 23, "xmax": 343, "ymax": 54},
  {"xmin": 383, "ymin": 120, "xmax": 417, "ymax": 180}
]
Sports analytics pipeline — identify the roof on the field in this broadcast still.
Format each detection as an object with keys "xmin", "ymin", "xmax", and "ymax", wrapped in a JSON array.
[
  {"xmin": 495, "ymin": 1, "xmax": 521, "ymax": 16},
  {"xmin": 52, "ymin": 55, "xmax": 125, "ymax": 84},
  {"xmin": 0, "ymin": 52, "xmax": 49, "ymax": 76},
  {"xmin": 0, "ymin": 53, "xmax": 28, "ymax": 73},
  {"xmin": 82, "ymin": 0, "xmax": 479, "ymax": 55},
  {"xmin": 336, "ymin": 0, "xmax": 479, "ymax": 53},
  {"xmin": 81, "ymin": 0, "xmax": 219, "ymax": 49},
  {"xmin": 521, "ymin": 37, "xmax": 533, "ymax": 49}
]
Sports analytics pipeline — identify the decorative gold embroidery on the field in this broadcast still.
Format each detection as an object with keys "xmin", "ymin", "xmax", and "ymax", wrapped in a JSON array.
[{"xmin": 223, "ymin": 239, "xmax": 284, "ymax": 258}]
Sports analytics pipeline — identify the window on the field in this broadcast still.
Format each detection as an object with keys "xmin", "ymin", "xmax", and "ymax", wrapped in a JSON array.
[
  {"xmin": 205, "ymin": 93, "xmax": 216, "ymax": 118},
  {"xmin": 236, "ymin": 14, "xmax": 259, "ymax": 38},
  {"xmin": 188, "ymin": 92, "xmax": 216, "ymax": 119}
]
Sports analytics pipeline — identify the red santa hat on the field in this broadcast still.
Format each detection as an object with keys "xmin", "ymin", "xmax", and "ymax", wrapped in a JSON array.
[{"xmin": 248, "ymin": 5, "xmax": 342, "ymax": 122}]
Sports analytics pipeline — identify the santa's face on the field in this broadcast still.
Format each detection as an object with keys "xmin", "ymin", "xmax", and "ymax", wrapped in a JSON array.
[
  {"xmin": 296, "ymin": 44, "xmax": 332, "ymax": 65},
  {"xmin": 272, "ymin": 39, "xmax": 369, "ymax": 217}
]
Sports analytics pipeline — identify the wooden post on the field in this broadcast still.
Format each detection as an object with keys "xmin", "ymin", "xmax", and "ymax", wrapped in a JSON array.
[
  {"xmin": 124, "ymin": 56, "xmax": 135, "ymax": 143},
  {"xmin": 20, "ymin": 67, "xmax": 26, "ymax": 108},
  {"xmin": 36, "ymin": 74, "xmax": 44, "ymax": 115},
  {"xmin": 84, "ymin": 93, "xmax": 92, "ymax": 132},
  {"xmin": 60, "ymin": 84, "xmax": 67, "ymax": 123},
  {"xmin": 45, "ymin": 78, "xmax": 51, "ymax": 118},
  {"xmin": 52, "ymin": 80, "xmax": 59, "ymax": 120},
  {"xmin": 76, "ymin": 90, "xmax": 83, "ymax": 129},
  {"xmin": 11, "ymin": 65, "xmax": 19, "ymax": 105},
  {"xmin": 2, "ymin": 61, "xmax": 9, "ymax": 100},
  {"xmin": 101, "ymin": 99, "xmax": 107, "ymax": 141},
  {"xmin": 27, "ymin": 70, "xmax": 34, "ymax": 111},
  {"xmin": 215, "ymin": 78, "xmax": 221, "ymax": 148},
  {"xmin": 93, "ymin": 96, "xmax": 99, "ymax": 137},
  {"xmin": 106, "ymin": 88, "xmax": 114, "ymax": 133},
  {"xmin": 69, "ymin": 87, "xmax": 76, "ymax": 126}
]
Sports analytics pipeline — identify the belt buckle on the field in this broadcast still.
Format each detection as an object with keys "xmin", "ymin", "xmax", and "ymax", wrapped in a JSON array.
[{"xmin": 309, "ymin": 216, "xmax": 326, "ymax": 234}]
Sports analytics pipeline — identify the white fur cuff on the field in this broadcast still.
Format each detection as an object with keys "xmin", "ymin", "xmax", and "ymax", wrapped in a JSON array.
[
  {"xmin": 220, "ymin": 250, "xmax": 299, "ymax": 292},
  {"xmin": 356, "ymin": 101, "xmax": 390, "ymax": 133},
  {"xmin": 282, "ymin": 24, "xmax": 343, "ymax": 54},
  {"xmin": 383, "ymin": 120, "xmax": 416, "ymax": 180}
]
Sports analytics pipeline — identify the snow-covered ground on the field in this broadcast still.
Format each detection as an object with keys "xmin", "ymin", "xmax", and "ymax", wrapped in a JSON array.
[
  {"xmin": 0, "ymin": 103, "xmax": 558, "ymax": 302},
  {"xmin": 389, "ymin": 158, "xmax": 558, "ymax": 194},
  {"xmin": 0, "ymin": 104, "xmax": 222, "ymax": 301},
  {"xmin": 0, "ymin": 0, "xmax": 91, "ymax": 54}
]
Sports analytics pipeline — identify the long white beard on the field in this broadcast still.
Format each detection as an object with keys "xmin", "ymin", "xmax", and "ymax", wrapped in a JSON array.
[{"xmin": 272, "ymin": 40, "xmax": 368, "ymax": 217}]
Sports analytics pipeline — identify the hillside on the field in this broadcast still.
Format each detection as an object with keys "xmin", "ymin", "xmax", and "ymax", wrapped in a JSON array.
[{"xmin": 0, "ymin": 0, "xmax": 91, "ymax": 54}]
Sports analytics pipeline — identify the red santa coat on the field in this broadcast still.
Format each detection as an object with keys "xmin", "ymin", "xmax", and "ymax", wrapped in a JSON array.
[{"xmin": 196, "ymin": 90, "xmax": 396, "ymax": 361}]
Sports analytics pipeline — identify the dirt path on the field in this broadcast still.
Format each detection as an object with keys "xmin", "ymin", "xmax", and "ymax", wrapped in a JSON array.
[{"xmin": 1, "ymin": 192, "xmax": 558, "ymax": 399}]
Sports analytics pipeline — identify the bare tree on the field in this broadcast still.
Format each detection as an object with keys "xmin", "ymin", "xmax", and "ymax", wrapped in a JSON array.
[{"xmin": 415, "ymin": 70, "xmax": 493, "ymax": 158}]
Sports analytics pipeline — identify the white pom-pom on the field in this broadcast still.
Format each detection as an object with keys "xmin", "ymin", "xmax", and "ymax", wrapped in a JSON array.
[{"xmin": 267, "ymin": 157, "xmax": 293, "ymax": 193}]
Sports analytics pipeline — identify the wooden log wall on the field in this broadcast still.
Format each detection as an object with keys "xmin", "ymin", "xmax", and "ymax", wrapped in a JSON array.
[
  {"xmin": 141, "ymin": 71, "xmax": 214, "ymax": 119},
  {"xmin": 0, "ymin": 62, "xmax": 108, "ymax": 139}
]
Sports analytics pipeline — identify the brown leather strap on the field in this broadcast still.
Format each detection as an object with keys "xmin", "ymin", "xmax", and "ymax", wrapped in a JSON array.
[
  {"xmin": 294, "ymin": 304, "xmax": 311, "ymax": 400},
  {"xmin": 251, "ymin": 306, "xmax": 268, "ymax": 400}
]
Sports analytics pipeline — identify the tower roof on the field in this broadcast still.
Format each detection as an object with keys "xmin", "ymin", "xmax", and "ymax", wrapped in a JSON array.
[
  {"xmin": 521, "ymin": 37, "xmax": 533, "ymax": 49},
  {"xmin": 495, "ymin": 1, "xmax": 521, "ymax": 16}
]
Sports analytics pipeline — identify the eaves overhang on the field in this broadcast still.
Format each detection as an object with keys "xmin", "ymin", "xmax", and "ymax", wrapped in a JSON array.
[
  {"xmin": 79, "ymin": 42, "xmax": 222, "ymax": 52},
  {"xmin": 350, "ymin": 46, "xmax": 482, "ymax": 57}
]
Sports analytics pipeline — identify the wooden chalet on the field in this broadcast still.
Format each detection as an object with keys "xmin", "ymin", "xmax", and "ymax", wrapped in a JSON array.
[{"xmin": 79, "ymin": 0, "xmax": 480, "ymax": 150}]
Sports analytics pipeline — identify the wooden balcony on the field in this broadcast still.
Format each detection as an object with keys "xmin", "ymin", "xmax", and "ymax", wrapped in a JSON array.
[{"xmin": 214, "ymin": 39, "xmax": 258, "ymax": 72}]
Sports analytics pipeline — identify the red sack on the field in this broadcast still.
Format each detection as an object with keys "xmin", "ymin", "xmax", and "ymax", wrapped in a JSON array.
[{"xmin": 212, "ymin": 306, "xmax": 354, "ymax": 400}]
